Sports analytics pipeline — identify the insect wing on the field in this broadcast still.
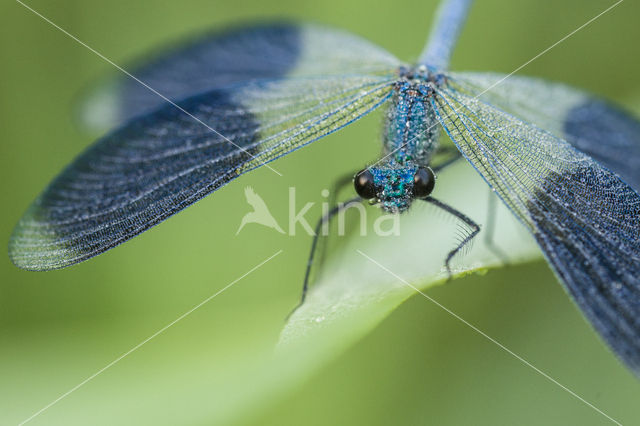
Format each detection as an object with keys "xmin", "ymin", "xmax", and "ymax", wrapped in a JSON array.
[
  {"xmin": 432, "ymin": 77, "xmax": 640, "ymax": 374},
  {"xmin": 10, "ymin": 74, "xmax": 396, "ymax": 270},
  {"xmin": 81, "ymin": 23, "xmax": 401, "ymax": 130},
  {"xmin": 448, "ymin": 72, "xmax": 640, "ymax": 190}
]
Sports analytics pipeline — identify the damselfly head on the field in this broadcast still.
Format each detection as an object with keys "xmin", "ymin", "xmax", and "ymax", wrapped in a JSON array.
[{"xmin": 354, "ymin": 166, "xmax": 435, "ymax": 213}]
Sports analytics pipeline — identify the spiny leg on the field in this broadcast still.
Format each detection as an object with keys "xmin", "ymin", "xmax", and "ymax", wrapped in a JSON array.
[
  {"xmin": 432, "ymin": 149, "xmax": 508, "ymax": 266},
  {"xmin": 288, "ymin": 196, "xmax": 362, "ymax": 319},
  {"xmin": 484, "ymin": 188, "xmax": 510, "ymax": 265},
  {"xmin": 422, "ymin": 196, "xmax": 480, "ymax": 279}
]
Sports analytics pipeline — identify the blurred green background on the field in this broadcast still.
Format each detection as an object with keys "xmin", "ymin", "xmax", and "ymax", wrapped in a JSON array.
[{"xmin": 2, "ymin": 0, "xmax": 640, "ymax": 424}]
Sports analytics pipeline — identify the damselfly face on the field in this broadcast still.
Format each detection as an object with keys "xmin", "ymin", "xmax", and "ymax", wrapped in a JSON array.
[{"xmin": 354, "ymin": 166, "xmax": 435, "ymax": 213}]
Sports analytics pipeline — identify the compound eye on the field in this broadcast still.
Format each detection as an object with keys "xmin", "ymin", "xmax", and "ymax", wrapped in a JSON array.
[
  {"xmin": 354, "ymin": 169, "xmax": 377, "ymax": 199},
  {"xmin": 413, "ymin": 168, "xmax": 435, "ymax": 198}
]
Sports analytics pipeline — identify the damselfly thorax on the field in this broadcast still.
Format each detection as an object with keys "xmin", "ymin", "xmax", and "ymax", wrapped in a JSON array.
[
  {"xmin": 356, "ymin": 66, "xmax": 445, "ymax": 213},
  {"xmin": 383, "ymin": 66, "xmax": 445, "ymax": 167}
]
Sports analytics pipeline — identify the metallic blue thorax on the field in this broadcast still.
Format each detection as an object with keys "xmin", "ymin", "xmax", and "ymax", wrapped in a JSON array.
[{"xmin": 382, "ymin": 67, "xmax": 441, "ymax": 167}]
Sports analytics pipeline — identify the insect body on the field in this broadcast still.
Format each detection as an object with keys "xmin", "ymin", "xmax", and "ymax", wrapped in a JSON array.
[{"xmin": 361, "ymin": 67, "xmax": 441, "ymax": 213}]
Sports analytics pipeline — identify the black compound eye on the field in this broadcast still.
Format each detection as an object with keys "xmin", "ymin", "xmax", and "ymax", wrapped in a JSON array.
[
  {"xmin": 413, "ymin": 168, "xmax": 435, "ymax": 198},
  {"xmin": 354, "ymin": 169, "xmax": 377, "ymax": 199}
]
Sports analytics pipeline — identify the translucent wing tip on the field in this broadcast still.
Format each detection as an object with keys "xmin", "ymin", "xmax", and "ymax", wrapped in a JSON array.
[{"xmin": 8, "ymin": 205, "xmax": 82, "ymax": 271}]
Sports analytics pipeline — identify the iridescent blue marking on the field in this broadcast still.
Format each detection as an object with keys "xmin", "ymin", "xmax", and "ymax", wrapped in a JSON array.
[{"xmin": 369, "ymin": 166, "xmax": 417, "ymax": 212}]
